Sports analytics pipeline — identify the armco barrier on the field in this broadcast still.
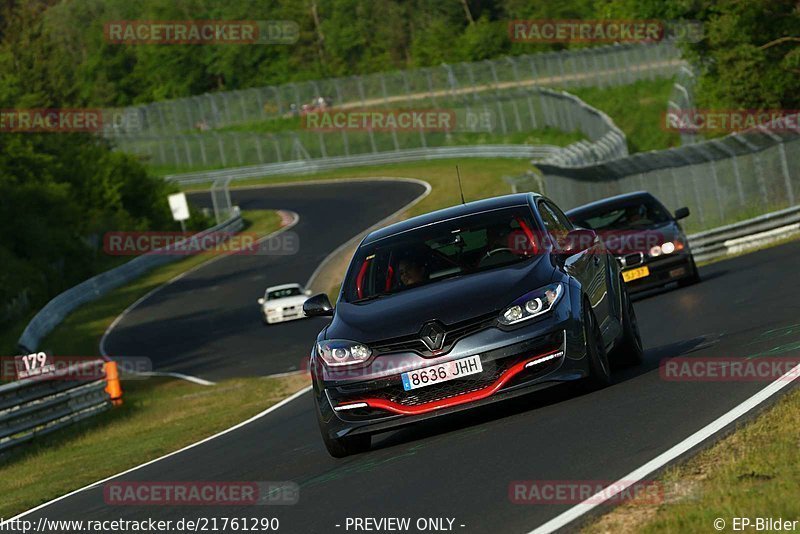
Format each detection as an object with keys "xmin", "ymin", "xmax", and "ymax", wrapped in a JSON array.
[
  {"xmin": 163, "ymin": 86, "xmax": 629, "ymax": 186},
  {"xmin": 0, "ymin": 360, "xmax": 113, "ymax": 453},
  {"xmin": 127, "ymin": 84, "xmax": 629, "ymax": 172},
  {"xmin": 688, "ymin": 205, "xmax": 800, "ymax": 263},
  {"xmin": 17, "ymin": 214, "xmax": 244, "ymax": 353}
]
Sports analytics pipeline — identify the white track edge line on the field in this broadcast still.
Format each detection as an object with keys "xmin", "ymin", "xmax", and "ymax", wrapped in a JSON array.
[
  {"xmin": 2, "ymin": 384, "xmax": 312, "ymax": 524},
  {"xmin": 527, "ymin": 364, "xmax": 800, "ymax": 534},
  {"xmin": 98, "ymin": 211, "xmax": 301, "ymax": 386},
  {"xmin": 125, "ymin": 370, "xmax": 216, "ymax": 386}
]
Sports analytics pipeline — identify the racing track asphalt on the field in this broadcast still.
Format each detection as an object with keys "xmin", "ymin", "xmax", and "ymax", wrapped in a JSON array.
[
  {"xmin": 101, "ymin": 179, "xmax": 428, "ymax": 380},
  {"xmin": 22, "ymin": 195, "xmax": 800, "ymax": 532}
]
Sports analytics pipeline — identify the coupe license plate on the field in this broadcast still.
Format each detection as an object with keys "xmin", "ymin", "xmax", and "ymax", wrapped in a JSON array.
[
  {"xmin": 401, "ymin": 355, "xmax": 483, "ymax": 391},
  {"xmin": 622, "ymin": 265, "xmax": 650, "ymax": 282}
]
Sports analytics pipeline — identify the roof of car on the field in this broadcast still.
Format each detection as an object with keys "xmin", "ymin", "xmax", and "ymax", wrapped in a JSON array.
[
  {"xmin": 363, "ymin": 193, "xmax": 540, "ymax": 244},
  {"xmin": 565, "ymin": 191, "xmax": 656, "ymax": 216},
  {"xmin": 266, "ymin": 283, "xmax": 303, "ymax": 292}
]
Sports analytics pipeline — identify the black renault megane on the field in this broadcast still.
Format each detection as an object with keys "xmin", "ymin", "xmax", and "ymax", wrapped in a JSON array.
[{"xmin": 304, "ymin": 193, "xmax": 643, "ymax": 457}]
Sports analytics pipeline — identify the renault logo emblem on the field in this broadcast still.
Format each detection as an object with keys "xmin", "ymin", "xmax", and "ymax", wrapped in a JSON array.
[{"xmin": 420, "ymin": 322, "xmax": 446, "ymax": 352}]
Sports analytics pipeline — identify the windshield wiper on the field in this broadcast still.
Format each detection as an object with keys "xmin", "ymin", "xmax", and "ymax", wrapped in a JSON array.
[{"xmin": 352, "ymin": 293, "xmax": 391, "ymax": 303}]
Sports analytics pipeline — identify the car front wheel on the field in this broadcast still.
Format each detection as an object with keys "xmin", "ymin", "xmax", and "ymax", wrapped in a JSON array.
[
  {"xmin": 315, "ymin": 398, "xmax": 371, "ymax": 458},
  {"xmin": 609, "ymin": 284, "xmax": 643, "ymax": 367},
  {"xmin": 581, "ymin": 300, "xmax": 612, "ymax": 390}
]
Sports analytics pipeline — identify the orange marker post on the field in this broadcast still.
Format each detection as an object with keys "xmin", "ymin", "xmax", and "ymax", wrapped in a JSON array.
[{"xmin": 104, "ymin": 361, "xmax": 123, "ymax": 406}]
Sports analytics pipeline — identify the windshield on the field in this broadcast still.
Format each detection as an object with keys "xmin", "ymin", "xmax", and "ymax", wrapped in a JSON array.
[
  {"xmin": 343, "ymin": 206, "xmax": 540, "ymax": 302},
  {"xmin": 267, "ymin": 287, "xmax": 302, "ymax": 300},
  {"xmin": 570, "ymin": 198, "xmax": 672, "ymax": 230}
]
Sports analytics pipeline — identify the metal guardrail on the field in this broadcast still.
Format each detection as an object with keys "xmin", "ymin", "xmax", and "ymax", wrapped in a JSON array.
[
  {"xmin": 18, "ymin": 214, "xmax": 245, "ymax": 353},
  {"xmin": 127, "ymin": 83, "xmax": 631, "ymax": 172},
  {"xmin": 162, "ymin": 86, "xmax": 630, "ymax": 186},
  {"xmin": 0, "ymin": 361, "xmax": 111, "ymax": 453},
  {"xmin": 688, "ymin": 205, "xmax": 800, "ymax": 263}
]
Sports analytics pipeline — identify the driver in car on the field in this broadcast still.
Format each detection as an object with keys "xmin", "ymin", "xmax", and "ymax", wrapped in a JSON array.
[
  {"xmin": 397, "ymin": 256, "xmax": 428, "ymax": 287},
  {"xmin": 477, "ymin": 222, "xmax": 517, "ymax": 266}
]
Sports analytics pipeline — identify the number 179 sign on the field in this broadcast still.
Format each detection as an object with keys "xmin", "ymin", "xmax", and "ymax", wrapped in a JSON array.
[{"xmin": 15, "ymin": 352, "xmax": 56, "ymax": 380}]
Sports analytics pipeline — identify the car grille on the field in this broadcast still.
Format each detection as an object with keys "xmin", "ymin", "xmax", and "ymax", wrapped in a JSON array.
[
  {"xmin": 370, "ymin": 358, "xmax": 511, "ymax": 406},
  {"xmin": 620, "ymin": 252, "xmax": 644, "ymax": 267},
  {"xmin": 370, "ymin": 311, "xmax": 498, "ymax": 357}
]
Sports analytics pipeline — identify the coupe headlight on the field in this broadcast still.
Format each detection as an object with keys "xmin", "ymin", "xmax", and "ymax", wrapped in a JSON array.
[
  {"xmin": 499, "ymin": 283, "xmax": 564, "ymax": 326},
  {"xmin": 317, "ymin": 340, "xmax": 372, "ymax": 367}
]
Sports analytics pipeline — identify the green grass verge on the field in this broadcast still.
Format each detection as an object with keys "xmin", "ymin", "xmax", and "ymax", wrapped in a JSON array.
[
  {"xmin": 0, "ymin": 373, "xmax": 310, "ymax": 518},
  {"xmin": 585, "ymin": 386, "xmax": 800, "ymax": 533},
  {"xmin": 39, "ymin": 210, "xmax": 281, "ymax": 356}
]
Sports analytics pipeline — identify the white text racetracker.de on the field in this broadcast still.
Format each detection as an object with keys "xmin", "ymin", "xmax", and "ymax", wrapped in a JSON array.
[{"xmin": 338, "ymin": 517, "xmax": 463, "ymax": 531}]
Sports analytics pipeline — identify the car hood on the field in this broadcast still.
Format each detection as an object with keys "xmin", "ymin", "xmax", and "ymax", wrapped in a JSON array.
[
  {"xmin": 326, "ymin": 255, "xmax": 555, "ymax": 343},
  {"xmin": 598, "ymin": 222, "xmax": 682, "ymax": 255},
  {"xmin": 263, "ymin": 295, "xmax": 307, "ymax": 309}
]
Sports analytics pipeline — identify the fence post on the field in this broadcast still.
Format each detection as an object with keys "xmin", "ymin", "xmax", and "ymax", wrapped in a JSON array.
[
  {"xmin": 759, "ymin": 128, "xmax": 796, "ymax": 206},
  {"xmin": 714, "ymin": 140, "xmax": 745, "ymax": 206},
  {"xmin": 732, "ymin": 135, "xmax": 769, "ymax": 206}
]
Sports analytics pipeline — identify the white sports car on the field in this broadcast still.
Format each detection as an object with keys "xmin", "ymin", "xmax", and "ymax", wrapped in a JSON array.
[{"xmin": 258, "ymin": 283, "xmax": 312, "ymax": 324}]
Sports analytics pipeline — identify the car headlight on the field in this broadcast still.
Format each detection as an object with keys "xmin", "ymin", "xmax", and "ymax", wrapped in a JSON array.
[
  {"xmin": 498, "ymin": 283, "xmax": 564, "ymax": 326},
  {"xmin": 649, "ymin": 245, "xmax": 662, "ymax": 257},
  {"xmin": 661, "ymin": 241, "xmax": 675, "ymax": 254},
  {"xmin": 317, "ymin": 340, "xmax": 372, "ymax": 367}
]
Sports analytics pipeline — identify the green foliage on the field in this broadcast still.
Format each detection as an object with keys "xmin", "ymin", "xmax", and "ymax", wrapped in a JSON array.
[
  {"xmin": 0, "ymin": 1, "xmax": 210, "ymax": 329},
  {"xmin": 2, "ymin": 0, "xmax": 797, "ymax": 331},
  {"xmin": 601, "ymin": 0, "xmax": 800, "ymax": 109}
]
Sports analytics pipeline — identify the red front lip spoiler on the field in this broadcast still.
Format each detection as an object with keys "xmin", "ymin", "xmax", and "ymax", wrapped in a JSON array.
[{"xmin": 335, "ymin": 349, "xmax": 564, "ymax": 416}]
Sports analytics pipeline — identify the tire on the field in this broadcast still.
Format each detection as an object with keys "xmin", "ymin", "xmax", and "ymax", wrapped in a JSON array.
[
  {"xmin": 678, "ymin": 257, "xmax": 701, "ymax": 287},
  {"xmin": 608, "ymin": 284, "xmax": 643, "ymax": 367},
  {"xmin": 315, "ymin": 399, "xmax": 371, "ymax": 458},
  {"xmin": 581, "ymin": 300, "xmax": 612, "ymax": 390}
]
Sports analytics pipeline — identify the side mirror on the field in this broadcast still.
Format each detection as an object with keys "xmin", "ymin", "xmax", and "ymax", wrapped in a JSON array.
[
  {"xmin": 303, "ymin": 293, "xmax": 334, "ymax": 317},
  {"xmin": 674, "ymin": 207, "xmax": 690, "ymax": 220},
  {"xmin": 257, "ymin": 298, "xmax": 265, "ymax": 305},
  {"xmin": 562, "ymin": 229, "xmax": 598, "ymax": 255}
]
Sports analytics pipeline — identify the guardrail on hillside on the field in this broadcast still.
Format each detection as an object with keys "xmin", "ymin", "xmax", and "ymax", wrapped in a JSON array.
[
  {"xmin": 118, "ymin": 84, "xmax": 630, "ymax": 171},
  {"xmin": 17, "ymin": 214, "xmax": 244, "ymax": 353},
  {"xmin": 0, "ymin": 360, "xmax": 113, "ymax": 453},
  {"xmin": 159, "ymin": 87, "xmax": 629, "ymax": 185}
]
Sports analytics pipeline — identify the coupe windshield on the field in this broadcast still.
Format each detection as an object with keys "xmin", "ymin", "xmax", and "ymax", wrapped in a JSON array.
[
  {"xmin": 571, "ymin": 198, "xmax": 672, "ymax": 230},
  {"xmin": 268, "ymin": 287, "xmax": 302, "ymax": 300},
  {"xmin": 343, "ymin": 206, "xmax": 539, "ymax": 302}
]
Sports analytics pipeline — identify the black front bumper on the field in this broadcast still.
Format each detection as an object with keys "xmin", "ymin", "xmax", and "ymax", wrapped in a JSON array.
[
  {"xmin": 621, "ymin": 252, "xmax": 695, "ymax": 293},
  {"xmin": 313, "ymin": 295, "xmax": 591, "ymax": 440}
]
